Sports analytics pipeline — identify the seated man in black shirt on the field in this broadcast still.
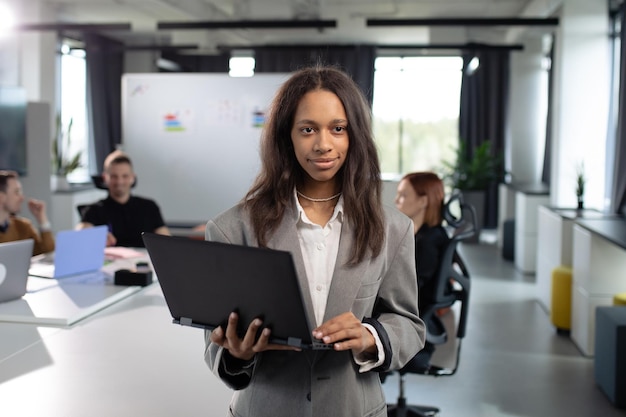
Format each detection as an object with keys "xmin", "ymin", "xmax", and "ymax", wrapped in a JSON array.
[{"xmin": 77, "ymin": 151, "xmax": 170, "ymax": 247}]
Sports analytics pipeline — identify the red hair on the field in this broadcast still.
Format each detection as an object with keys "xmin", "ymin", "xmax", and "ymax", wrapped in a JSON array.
[{"xmin": 401, "ymin": 172, "xmax": 444, "ymax": 227}]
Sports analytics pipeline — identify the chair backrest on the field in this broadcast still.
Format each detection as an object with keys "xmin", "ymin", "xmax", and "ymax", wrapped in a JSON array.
[
  {"xmin": 418, "ymin": 191, "xmax": 476, "ymax": 376},
  {"xmin": 431, "ymin": 191, "xmax": 476, "ymax": 338}
]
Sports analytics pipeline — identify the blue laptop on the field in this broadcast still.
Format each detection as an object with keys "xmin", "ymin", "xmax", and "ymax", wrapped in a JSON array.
[{"xmin": 29, "ymin": 226, "xmax": 108, "ymax": 279}]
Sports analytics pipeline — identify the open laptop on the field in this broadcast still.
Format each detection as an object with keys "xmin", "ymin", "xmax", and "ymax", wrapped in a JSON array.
[
  {"xmin": 142, "ymin": 232, "xmax": 334, "ymax": 350},
  {"xmin": 29, "ymin": 226, "xmax": 108, "ymax": 279},
  {"xmin": 0, "ymin": 239, "xmax": 34, "ymax": 303}
]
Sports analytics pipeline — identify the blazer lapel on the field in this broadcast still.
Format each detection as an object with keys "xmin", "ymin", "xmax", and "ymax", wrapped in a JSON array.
[
  {"xmin": 266, "ymin": 206, "xmax": 317, "ymax": 331},
  {"xmin": 323, "ymin": 222, "xmax": 370, "ymax": 322}
]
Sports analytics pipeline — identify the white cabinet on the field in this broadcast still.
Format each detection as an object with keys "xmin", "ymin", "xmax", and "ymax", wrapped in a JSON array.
[
  {"xmin": 497, "ymin": 183, "xmax": 516, "ymax": 249},
  {"xmin": 50, "ymin": 187, "xmax": 107, "ymax": 233},
  {"xmin": 514, "ymin": 191, "xmax": 550, "ymax": 273},
  {"xmin": 536, "ymin": 207, "xmax": 565, "ymax": 312},
  {"xmin": 535, "ymin": 207, "xmax": 604, "ymax": 313},
  {"xmin": 571, "ymin": 220, "xmax": 626, "ymax": 356}
]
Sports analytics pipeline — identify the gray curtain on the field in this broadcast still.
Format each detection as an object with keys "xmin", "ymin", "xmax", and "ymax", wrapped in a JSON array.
[
  {"xmin": 84, "ymin": 33, "xmax": 123, "ymax": 173},
  {"xmin": 459, "ymin": 48, "xmax": 510, "ymax": 228},
  {"xmin": 611, "ymin": 5, "xmax": 626, "ymax": 214},
  {"xmin": 542, "ymin": 35, "xmax": 555, "ymax": 185},
  {"xmin": 253, "ymin": 45, "xmax": 376, "ymax": 104}
]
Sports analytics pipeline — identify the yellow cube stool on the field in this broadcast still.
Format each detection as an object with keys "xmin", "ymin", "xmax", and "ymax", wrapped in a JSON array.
[
  {"xmin": 551, "ymin": 266, "xmax": 573, "ymax": 332},
  {"xmin": 614, "ymin": 293, "xmax": 626, "ymax": 306}
]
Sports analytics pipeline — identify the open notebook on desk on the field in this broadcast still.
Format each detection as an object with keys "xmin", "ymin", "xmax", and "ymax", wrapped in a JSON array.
[{"xmin": 29, "ymin": 226, "xmax": 108, "ymax": 279}]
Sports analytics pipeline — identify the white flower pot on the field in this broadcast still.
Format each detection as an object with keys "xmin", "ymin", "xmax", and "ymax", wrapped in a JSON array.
[{"xmin": 51, "ymin": 175, "xmax": 70, "ymax": 191}]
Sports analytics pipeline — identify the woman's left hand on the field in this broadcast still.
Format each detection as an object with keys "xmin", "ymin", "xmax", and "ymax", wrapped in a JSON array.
[{"xmin": 312, "ymin": 312, "xmax": 376, "ymax": 355}]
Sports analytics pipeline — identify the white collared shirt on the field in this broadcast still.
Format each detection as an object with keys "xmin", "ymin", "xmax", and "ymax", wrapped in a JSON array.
[
  {"xmin": 293, "ymin": 190, "xmax": 384, "ymax": 371},
  {"xmin": 294, "ymin": 192, "xmax": 343, "ymax": 327}
]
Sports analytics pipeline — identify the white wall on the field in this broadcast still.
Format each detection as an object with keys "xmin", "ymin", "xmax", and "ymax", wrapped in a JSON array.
[
  {"xmin": 19, "ymin": 102, "xmax": 52, "ymax": 224},
  {"xmin": 507, "ymin": 0, "xmax": 612, "ymax": 211},
  {"xmin": 506, "ymin": 36, "xmax": 548, "ymax": 184},
  {"xmin": 550, "ymin": 0, "xmax": 610, "ymax": 210}
]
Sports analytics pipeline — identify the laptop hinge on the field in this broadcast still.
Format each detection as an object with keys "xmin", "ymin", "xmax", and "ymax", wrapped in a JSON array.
[
  {"xmin": 180, "ymin": 317, "xmax": 193, "ymax": 326},
  {"xmin": 287, "ymin": 337, "xmax": 302, "ymax": 348}
]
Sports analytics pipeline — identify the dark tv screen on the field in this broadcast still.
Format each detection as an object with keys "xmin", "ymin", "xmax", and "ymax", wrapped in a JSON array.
[{"xmin": 0, "ymin": 86, "xmax": 27, "ymax": 175}]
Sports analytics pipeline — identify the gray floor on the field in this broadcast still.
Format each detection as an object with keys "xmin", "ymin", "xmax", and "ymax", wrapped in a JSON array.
[{"xmin": 381, "ymin": 241, "xmax": 626, "ymax": 417}]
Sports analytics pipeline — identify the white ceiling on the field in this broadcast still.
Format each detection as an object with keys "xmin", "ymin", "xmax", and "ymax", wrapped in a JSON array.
[{"xmin": 16, "ymin": 0, "xmax": 559, "ymax": 53}]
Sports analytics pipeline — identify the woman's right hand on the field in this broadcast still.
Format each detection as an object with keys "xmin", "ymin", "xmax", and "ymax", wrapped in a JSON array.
[{"xmin": 210, "ymin": 312, "xmax": 300, "ymax": 360}]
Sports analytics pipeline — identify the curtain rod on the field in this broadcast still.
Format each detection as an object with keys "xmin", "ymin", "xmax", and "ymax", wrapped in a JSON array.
[
  {"xmin": 215, "ymin": 43, "xmax": 524, "ymax": 52},
  {"xmin": 367, "ymin": 17, "xmax": 559, "ymax": 27},
  {"xmin": 16, "ymin": 23, "xmax": 132, "ymax": 31},
  {"xmin": 157, "ymin": 20, "xmax": 336, "ymax": 30}
]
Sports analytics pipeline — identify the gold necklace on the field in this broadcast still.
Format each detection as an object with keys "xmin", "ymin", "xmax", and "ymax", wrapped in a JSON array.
[{"xmin": 296, "ymin": 190, "xmax": 341, "ymax": 202}]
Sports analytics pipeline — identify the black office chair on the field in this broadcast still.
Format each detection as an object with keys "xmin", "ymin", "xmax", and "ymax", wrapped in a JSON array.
[{"xmin": 385, "ymin": 191, "xmax": 477, "ymax": 417}]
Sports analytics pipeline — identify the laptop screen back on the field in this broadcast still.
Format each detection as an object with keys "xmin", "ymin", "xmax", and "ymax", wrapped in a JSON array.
[
  {"xmin": 0, "ymin": 239, "xmax": 34, "ymax": 303},
  {"xmin": 142, "ymin": 233, "xmax": 326, "ymax": 349},
  {"xmin": 29, "ymin": 226, "xmax": 108, "ymax": 278}
]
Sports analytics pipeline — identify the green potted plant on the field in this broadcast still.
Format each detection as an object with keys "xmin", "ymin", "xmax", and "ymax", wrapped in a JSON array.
[
  {"xmin": 51, "ymin": 115, "xmax": 82, "ymax": 190},
  {"xmin": 575, "ymin": 162, "xmax": 586, "ymax": 210},
  {"xmin": 442, "ymin": 140, "xmax": 502, "ymax": 191},
  {"xmin": 441, "ymin": 140, "xmax": 503, "ymax": 242}
]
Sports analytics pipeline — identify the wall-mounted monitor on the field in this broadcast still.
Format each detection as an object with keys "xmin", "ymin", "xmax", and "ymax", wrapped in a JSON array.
[{"xmin": 0, "ymin": 86, "xmax": 27, "ymax": 175}]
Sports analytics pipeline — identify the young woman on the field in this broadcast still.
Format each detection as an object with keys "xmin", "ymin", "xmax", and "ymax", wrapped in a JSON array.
[
  {"xmin": 394, "ymin": 171, "xmax": 450, "ymax": 357},
  {"xmin": 394, "ymin": 172, "xmax": 450, "ymax": 299},
  {"xmin": 204, "ymin": 66, "xmax": 425, "ymax": 417}
]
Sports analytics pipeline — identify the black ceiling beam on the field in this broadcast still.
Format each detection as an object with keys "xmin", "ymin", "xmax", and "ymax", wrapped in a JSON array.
[
  {"xmin": 218, "ymin": 42, "xmax": 524, "ymax": 52},
  {"xmin": 118, "ymin": 44, "xmax": 199, "ymax": 52},
  {"xmin": 367, "ymin": 17, "xmax": 559, "ymax": 27},
  {"xmin": 377, "ymin": 43, "xmax": 525, "ymax": 51},
  {"xmin": 157, "ymin": 19, "xmax": 336, "ymax": 30},
  {"xmin": 16, "ymin": 23, "xmax": 132, "ymax": 32}
]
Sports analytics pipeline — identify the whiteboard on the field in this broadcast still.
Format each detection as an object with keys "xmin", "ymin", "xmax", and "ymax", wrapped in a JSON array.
[{"xmin": 122, "ymin": 73, "xmax": 289, "ymax": 225}]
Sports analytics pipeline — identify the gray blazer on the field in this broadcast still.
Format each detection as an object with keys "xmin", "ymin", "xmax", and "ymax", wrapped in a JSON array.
[{"xmin": 204, "ymin": 203, "xmax": 425, "ymax": 417}]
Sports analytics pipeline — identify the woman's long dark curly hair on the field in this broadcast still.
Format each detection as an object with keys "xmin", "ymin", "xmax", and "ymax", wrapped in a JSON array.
[{"xmin": 244, "ymin": 65, "xmax": 384, "ymax": 265}]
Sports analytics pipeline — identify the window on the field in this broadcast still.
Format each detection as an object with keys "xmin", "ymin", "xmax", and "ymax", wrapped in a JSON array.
[
  {"xmin": 59, "ymin": 40, "xmax": 89, "ymax": 183},
  {"xmin": 372, "ymin": 56, "xmax": 463, "ymax": 178}
]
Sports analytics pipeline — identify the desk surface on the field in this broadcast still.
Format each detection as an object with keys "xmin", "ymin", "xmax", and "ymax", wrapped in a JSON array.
[
  {"xmin": 505, "ymin": 182, "xmax": 550, "ymax": 195},
  {"xmin": 576, "ymin": 217, "xmax": 626, "ymax": 250},
  {"xmin": 0, "ymin": 284, "xmax": 233, "ymax": 416},
  {"xmin": 549, "ymin": 207, "xmax": 609, "ymax": 220},
  {"xmin": 0, "ymin": 254, "xmax": 148, "ymax": 327}
]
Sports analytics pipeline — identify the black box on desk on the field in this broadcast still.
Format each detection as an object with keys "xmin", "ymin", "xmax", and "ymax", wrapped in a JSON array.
[
  {"xmin": 595, "ymin": 306, "xmax": 626, "ymax": 409},
  {"xmin": 114, "ymin": 269, "xmax": 153, "ymax": 287}
]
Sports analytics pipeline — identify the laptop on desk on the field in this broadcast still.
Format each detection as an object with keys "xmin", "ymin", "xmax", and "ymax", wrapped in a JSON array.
[
  {"xmin": 29, "ymin": 226, "xmax": 108, "ymax": 279},
  {"xmin": 142, "ymin": 232, "xmax": 334, "ymax": 350},
  {"xmin": 0, "ymin": 239, "xmax": 34, "ymax": 303}
]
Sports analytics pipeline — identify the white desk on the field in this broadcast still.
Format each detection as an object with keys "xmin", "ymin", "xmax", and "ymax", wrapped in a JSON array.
[
  {"xmin": 497, "ymin": 183, "xmax": 550, "ymax": 272},
  {"xmin": 514, "ymin": 187, "xmax": 550, "ymax": 274},
  {"xmin": 535, "ymin": 207, "xmax": 605, "ymax": 312},
  {"xmin": 571, "ymin": 218, "xmax": 626, "ymax": 356},
  {"xmin": 0, "ymin": 284, "xmax": 233, "ymax": 416},
  {"xmin": 0, "ymin": 255, "xmax": 148, "ymax": 327}
]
